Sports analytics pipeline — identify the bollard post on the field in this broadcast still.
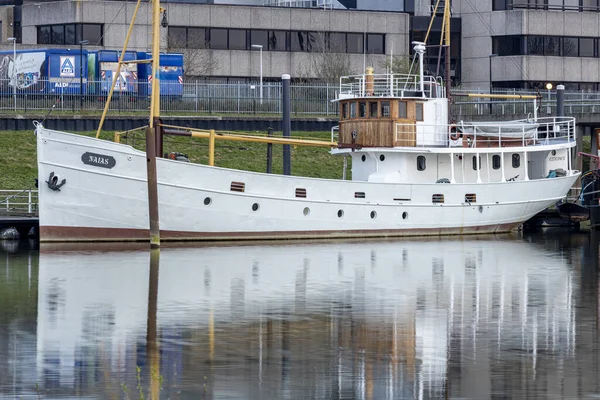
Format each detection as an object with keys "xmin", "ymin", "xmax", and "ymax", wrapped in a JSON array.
[
  {"xmin": 266, "ymin": 127, "xmax": 273, "ymax": 173},
  {"xmin": 556, "ymin": 84, "xmax": 565, "ymax": 118},
  {"xmin": 282, "ymin": 74, "xmax": 291, "ymax": 176}
]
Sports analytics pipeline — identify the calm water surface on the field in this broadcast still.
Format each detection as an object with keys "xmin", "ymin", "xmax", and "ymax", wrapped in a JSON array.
[{"xmin": 1, "ymin": 232, "xmax": 600, "ymax": 399}]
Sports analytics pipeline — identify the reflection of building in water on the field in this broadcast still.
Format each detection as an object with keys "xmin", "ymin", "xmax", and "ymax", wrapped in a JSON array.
[{"xmin": 30, "ymin": 238, "xmax": 584, "ymax": 398}]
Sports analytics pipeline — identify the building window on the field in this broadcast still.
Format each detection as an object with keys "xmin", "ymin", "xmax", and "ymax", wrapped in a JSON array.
[
  {"xmin": 250, "ymin": 30, "xmax": 269, "ymax": 49},
  {"xmin": 367, "ymin": 33, "xmax": 385, "ymax": 54},
  {"xmin": 492, "ymin": 154, "xmax": 501, "ymax": 170},
  {"xmin": 269, "ymin": 30, "xmax": 287, "ymax": 51},
  {"xmin": 494, "ymin": 35, "xmax": 598, "ymax": 58},
  {"xmin": 512, "ymin": 153, "xmax": 521, "ymax": 168},
  {"xmin": 229, "ymin": 29, "xmax": 247, "ymax": 50},
  {"xmin": 37, "ymin": 23, "xmax": 103, "ymax": 45},
  {"xmin": 415, "ymin": 103, "xmax": 424, "ymax": 121},
  {"xmin": 209, "ymin": 28, "xmax": 228, "ymax": 49},
  {"xmin": 166, "ymin": 27, "xmax": 385, "ymax": 55},
  {"xmin": 417, "ymin": 155, "xmax": 426, "ymax": 171},
  {"xmin": 398, "ymin": 101, "xmax": 407, "ymax": 118},
  {"xmin": 369, "ymin": 102, "xmax": 378, "ymax": 118},
  {"xmin": 347, "ymin": 33, "xmax": 364, "ymax": 54}
]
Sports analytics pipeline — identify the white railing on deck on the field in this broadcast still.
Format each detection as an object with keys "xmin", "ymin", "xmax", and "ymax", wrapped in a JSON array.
[
  {"xmin": 331, "ymin": 126, "xmax": 339, "ymax": 142},
  {"xmin": 339, "ymin": 74, "xmax": 445, "ymax": 99},
  {"xmin": 0, "ymin": 189, "xmax": 38, "ymax": 216},
  {"xmin": 395, "ymin": 117, "xmax": 576, "ymax": 148}
]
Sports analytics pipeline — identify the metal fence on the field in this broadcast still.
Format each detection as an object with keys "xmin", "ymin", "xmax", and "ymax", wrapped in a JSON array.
[
  {"xmin": 0, "ymin": 189, "xmax": 38, "ymax": 216},
  {"xmin": 2, "ymin": 78, "xmax": 600, "ymax": 117}
]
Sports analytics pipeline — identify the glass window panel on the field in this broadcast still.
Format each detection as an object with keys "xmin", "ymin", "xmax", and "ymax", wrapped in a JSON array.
[
  {"xmin": 308, "ymin": 32, "xmax": 326, "ymax": 52},
  {"xmin": 210, "ymin": 28, "xmax": 228, "ymax": 49},
  {"xmin": 512, "ymin": 154, "xmax": 520, "ymax": 168},
  {"xmin": 417, "ymin": 156, "xmax": 426, "ymax": 171},
  {"xmin": 398, "ymin": 101, "xmax": 407, "ymax": 118},
  {"xmin": 168, "ymin": 27, "xmax": 187, "ymax": 48},
  {"xmin": 342, "ymin": 103, "xmax": 348, "ymax": 119},
  {"xmin": 547, "ymin": 0, "xmax": 563, "ymax": 10},
  {"xmin": 564, "ymin": 0, "xmax": 579, "ymax": 11},
  {"xmin": 329, "ymin": 33, "xmax": 346, "ymax": 52},
  {"xmin": 369, "ymin": 102, "xmax": 378, "ymax": 117},
  {"xmin": 188, "ymin": 28, "xmax": 207, "ymax": 49},
  {"xmin": 229, "ymin": 29, "xmax": 247, "ymax": 50},
  {"xmin": 367, "ymin": 34, "xmax": 384, "ymax": 54},
  {"xmin": 38, "ymin": 26, "xmax": 51, "ymax": 44},
  {"xmin": 415, "ymin": 103, "xmax": 423, "ymax": 121},
  {"xmin": 347, "ymin": 33, "xmax": 364, "ymax": 54},
  {"xmin": 493, "ymin": 0, "xmax": 507, "ymax": 10},
  {"xmin": 51, "ymin": 25, "xmax": 64, "ymax": 45},
  {"xmin": 65, "ymin": 24, "xmax": 76, "ymax": 45},
  {"xmin": 580, "ymin": 38, "xmax": 594, "ymax": 57},
  {"xmin": 82, "ymin": 24, "xmax": 102, "ymax": 45},
  {"xmin": 250, "ymin": 30, "xmax": 268, "ymax": 49},
  {"xmin": 291, "ymin": 31, "xmax": 308, "ymax": 52},
  {"xmin": 582, "ymin": 0, "xmax": 598, "ymax": 11},
  {"xmin": 472, "ymin": 156, "xmax": 481, "ymax": 170},
  {"xmin": 563, "ymin": 37, "xmax": 578, "ymax": 56},
  {"xmin": 358, "ymin": 102, "xmax": 366, "ymax": 118},
  {"xmin": 544, "ymin": 37, "xmax": 560, "ymax": 56},
  {"xmin": 350, "ymin": 102, "xmax": 356, "ymax": 118},
  {"xmin": 269, "ymin": 30, "xmax": 286, "ymax": 51},
  {"xmin": 381, "ymin": 101, "xmax": 390, "ymax": 117},
  {"xmin": 526, "ymin": 36, "xmax": 544, "ymax": 55},
  {"xmin": 492, "ymin": 155, "xmax": 501, "ymax": 170}
]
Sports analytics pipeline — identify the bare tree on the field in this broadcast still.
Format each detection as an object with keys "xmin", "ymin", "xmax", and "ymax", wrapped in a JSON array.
[
  {"xmin": 379, "ymin": 55, "xmax": 411, "ymax": 75},
  {"xmin": 298, "ymin": 32, "xmax": 354, "ymax": 83},
  {"xmin": 167, "ymin": 30, "xmax": 220, "ymax": 79}
]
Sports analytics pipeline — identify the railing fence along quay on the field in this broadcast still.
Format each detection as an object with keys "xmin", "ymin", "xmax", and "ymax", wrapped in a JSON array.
[
  {"xmin": 0, "ymin": 189, "xmax": 38, "ymax": 216},
  {"xmin": 0, "ymin": 78, "xmax": 600, "ymax": 117}
]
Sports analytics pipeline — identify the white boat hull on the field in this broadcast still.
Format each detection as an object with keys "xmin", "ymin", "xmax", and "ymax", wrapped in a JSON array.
[{"xmin": 36, "ymin": 128, "xmax": 579, "ymax": 242}]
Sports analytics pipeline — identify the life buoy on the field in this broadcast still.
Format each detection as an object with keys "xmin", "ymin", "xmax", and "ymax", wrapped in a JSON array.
[{"xmin": 449, "ymin": 124, "xmax": 460, "ymax": 141}]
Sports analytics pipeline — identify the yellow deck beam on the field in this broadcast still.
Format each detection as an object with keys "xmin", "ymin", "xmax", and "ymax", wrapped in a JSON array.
[{"xmin": 467, "ymin": 94, "xmax": 539, "ymax": 100}]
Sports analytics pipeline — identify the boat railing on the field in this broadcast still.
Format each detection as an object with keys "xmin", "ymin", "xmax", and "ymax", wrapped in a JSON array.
[
  {"xmin": 339, "ymin": 74, "xmax": 445, "ymax": 99},
  {"xmin": 394, "ymin": 117, "xmax": 576, "ymax": 148},
  {"xmin": 331, "ymin": 126, "xmax": 339, "ymax": 143}
]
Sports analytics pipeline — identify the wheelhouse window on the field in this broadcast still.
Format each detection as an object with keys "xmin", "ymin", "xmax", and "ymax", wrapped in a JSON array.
[
  {"xmin": 380, "ymin": 101, "xmax": 390, "ymax": 118},
  {"xmin": 341, "ymin": 103, "xmax": 348, "ymax": 119},
  {"xmin": 417, "ymin": 155, "xmax": 426, "ymax": 171},
  {"xmin": 415, "ymin": 103, "xmax": 424, "ymax": 121},
  {"xmin": 369, "ymin": 102, "xmax": 378, "ymax": 118},
  {"xmin": 398, "ymin": 101, "xmax": 407, "ymax": 119},
  {"xmin": 350, "ymin": 102, "xmax": 357, "ymax": 118},
  {"xmin": 358, "ymin": 102, "xmax": 367, "ymax": 118},
  {"xmin": 512, "ymin": 154, "xmax": 521, "ymax": 168},
  {"xmin": 492, "ymin": 154, "xmax": 501, "ymax": 170}
]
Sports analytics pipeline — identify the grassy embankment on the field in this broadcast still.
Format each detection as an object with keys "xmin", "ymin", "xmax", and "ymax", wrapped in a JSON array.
[{"xmin": 0, "ymin": 129, "xmax": 346, "ymax": 190}]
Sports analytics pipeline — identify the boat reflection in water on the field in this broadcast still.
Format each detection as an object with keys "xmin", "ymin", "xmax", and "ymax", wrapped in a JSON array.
[{"xmin": 31, "ymin": 236, "xmax": 586, "ymax": 399}]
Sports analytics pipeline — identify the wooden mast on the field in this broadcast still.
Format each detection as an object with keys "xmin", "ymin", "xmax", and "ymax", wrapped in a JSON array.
[{"xmin": 444, "ymin": 0, "xmax": 451, "ymax": 101}]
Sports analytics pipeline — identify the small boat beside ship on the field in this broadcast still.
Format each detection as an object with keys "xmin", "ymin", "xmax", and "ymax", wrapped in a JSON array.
[{"xmin": 34, "ymin": 1, "xmax": 580, "ymax": 242}]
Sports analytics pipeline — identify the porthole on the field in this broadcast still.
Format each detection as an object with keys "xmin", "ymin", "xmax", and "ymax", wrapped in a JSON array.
[
  {"xmin": 402, "ymin": 211, "xmax": 408, "ymax": 220},
  {"xmin": 361, "ymin": 155, "xmax": 366, "ymax": 162},
  {"xmin": 370, "ymin": 211, "xmax": 377, "ymax": 219},
  {"xmin": 252, "ymin": 203, "xmax": 260, "ymax": 212},
  {"xmin": 379, "ymin": 154, "xmax": 385, "ymax": 162},
  {"xmin": 338, "ymin": 209, "xmax": 344, "ymax": 218},
  {"xmin": 303, "ymin": 207, "xmax": 310, "ymax": 216},
  {"xmin": 203, "ymin": 197, "xmax": 212, "ymax": 206},
  {"xmin": 551, "ymin": 150, "xmax": 557, "ymax": 156}
]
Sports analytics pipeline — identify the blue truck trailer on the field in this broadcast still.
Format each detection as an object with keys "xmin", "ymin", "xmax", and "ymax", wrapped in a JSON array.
[
  {"xmin": 137, "ymin": 52, "xmax": 184, "ymax": 98},
  {"xmin": 87, "ymin": 50, "xmax": 138, "ymax": 95},
  {"xmin": 0, "ymin": 48, "xmax": 88, "ymax": 94}
]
